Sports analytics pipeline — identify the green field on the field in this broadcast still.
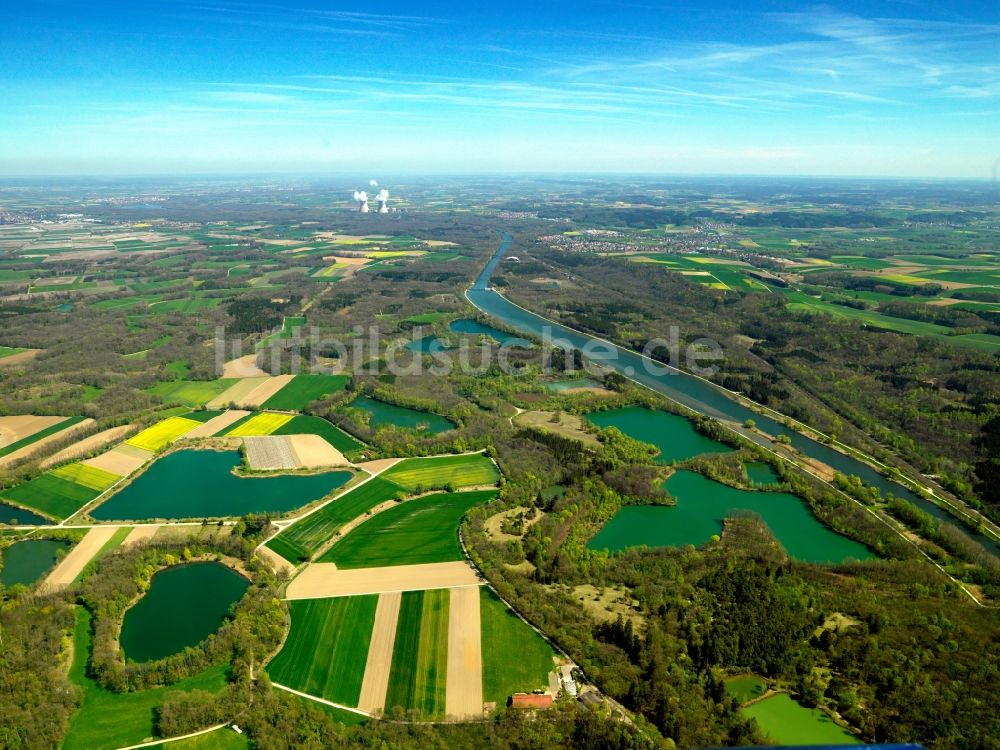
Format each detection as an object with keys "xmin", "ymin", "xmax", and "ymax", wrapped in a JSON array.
[
  {"xmin": 380, "ymin": 453, "xmax": 499, "ymax": 491},
  {"xmin": 0, "ymin": 345, "xmax": 27, "ymax": 358},
  {"xmin": 1, "ymin": 471, "xmax": 108, "ymax": 519},
  {"xmin": 270, "ymin": 414, "xmax": 365, "ymax": 454},
  {"xmin": 146, "ymin": 728, "xmax": 248, "ymax": 749},
  {"xmin": 384, "ymin": 589, "xmax": 449, "ymax": 719},
  {"xmin": 260, "ymin": 374, "xmax": 349, "ymax": 411},
  {"xmin": 147, "ymin": 378, "xmax": 239, "ymax": 407},
  {"xmin": 64, "ymin": 608, "xmax": 230, "ymax": 750},
  {"xmin": 0, "ymin": 415, "xmax": 86, "ymax": 459},
  {"xmin": 267, "ymin": 476, "xmax": 407, "ymax": 562},
  {"xmin": 318, "ymin": 490, "xmax": 496, "ymax": 568},
  {"xmin": 267, "ymin": 596, "xmax": 377, "ymax": 706},
  {"xmin": 50, "ymin": 462, "xmax": 120, "ymax": 491},
  {"xmin": 742, "ymin": 693, "xmax": 860, "ymax": 745},
  {"xmin": 724, "ymin": 674, "xmax": 767, "ymax": 704},
  {"xmin": 479, "ymin": 588, "xmax": 554, "ymax": 707}
]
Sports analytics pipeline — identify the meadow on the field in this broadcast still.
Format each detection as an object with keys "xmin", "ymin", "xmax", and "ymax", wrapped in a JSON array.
[
  {"xmin": 267, "ymin": 596, "xmax": 378, "ymax": 706},
  {"xmin": 479, "ymin": 588, "xmax": 555, "ymax": 707},
  {"xmin": 1, "ymin": 465, "xmax": 118, "ymax": 519},
  {"xmin": 741, "ymin": 693, "xmax": 860, "ymax": 745},
  {"xmin": 384, "ymin": 589, "xmax": 449, "ymax": 719},
  {"xmin": 63, "ymin": 608, "xmax": 229, "ymax": 750},
  {"xmin": 381, "ymin": 454, "xmax": 499, "ymax": 491},
  {"xmin": 147, "ymin": 379, "xmax": 239, "ymax": 407},
  {"xmin": 266, "ymin": 476, "xmax": 406, "ymax": 563},
  {"xmin": 318, "ymin": 490, "xmax": 496, "ymax": 568},
  {"xmin": 261, "ymin": 373, "xmax": 349, "ymax": 411}
]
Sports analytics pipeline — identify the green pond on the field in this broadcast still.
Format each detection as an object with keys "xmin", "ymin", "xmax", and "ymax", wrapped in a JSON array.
[
  {"xmin": 0, "ymin": 501, "xmax": 51, "ymax": 526},
  {"xmin": 0, "ymin": 539, "xmax": 70, "ymax": 587},
  {"xmin": 742, "ymin": 693, "xmax": 860, "ymax": 745},
  {"xmin": 349, "ymin": 395, "xmax": 454, "ymax": 434},
  {"xmin": 449, "ymin": 319, "xmax": 530, "ymax": 347},
  {"xmin": 588, "ymin": 470, "xmax": 874, "ymax": 564},
  {"xmin": 587, "ymin": 406, "xmax": 732, "ymax": 463},
  {"xmin": 119, "ymin": 562, "xmax": 249, "ymax": 663},
  {"xmin": 546, "ymin": 377, "xmax": 602, "ymax": 392},
  {"xmin": 91, "ymin": 450, "xmax": 351, "ymax": 521},
  {"xmin": 746, "ymin": 462, "xmax": 780, "ymax": 486}
]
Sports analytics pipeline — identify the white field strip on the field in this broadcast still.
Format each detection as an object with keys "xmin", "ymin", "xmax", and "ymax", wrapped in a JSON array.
[
  {"xmin": 0, "ymin": 415, "xmax": 65, "ymax": 447},
  {"xmin": 244, "ymin": 436, "xmax": 297, "ymax": 470},
  {"xmin": 285, "ymin": 561, "xmax": 483, "ymax": 600},
  {"xmin": 121, "ymin": 525, "xmax": 159, "ymax": 546},
  {"xmin": 0, "ymin": 418, "xmax": 97, "ymax": 468},
  {"xmin": 40, "ymin": 526, "xmax": 118, "ymax": 592},
  {"xmin": 206, "ymin": 377, "xmax": 269, "ymax": 409},
  {"xmin": 445, "ymin": 585, "xmax": 484, "ymax": 719},
  {"xmin": 288, "ymin": 434, "xmax": 347, "ymax": 468},
  {"xmin": 239, "ymin": 374, "xmax": 295, "ymax": 407},
  {"xmin": 39, "ymin": 424, "xmax": 133, "ymax": 469},
  {"xmin": 357, "ymin": 591, "xmax": 402, "ymax": 714},
  {"xmin": 183, "ymin": 409, "xmax": 250, "ymax": 438},
  {"xmin": 82, "ymin": 444, "xmax": 154, "ymax": 475}
]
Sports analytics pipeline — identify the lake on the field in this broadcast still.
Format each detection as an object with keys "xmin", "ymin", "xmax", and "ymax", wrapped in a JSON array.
[
  {"xmin": 588, "ymin": 470, "xmax": 875, "ymax": 564},
  {"xmin": 742, "ymin": 693, "xmax": 860, "ymax": 745},
  {"xmin": 0, "ymin": 538, "xmax": 70, "ymax": 587},
  {"xmin": 449, "ymin": 318, "xmax": 531, "ymax": 347},
  {"xmin": 0, "ymin": 501, "xmax": 52, "ymax": 526},
  {"xmin": 90, "ymin": 449, "xmax": 351, "ymax": 521},
  {"xmin": 746, "ymin": 462, "xmax": 780, "ymax": 486},
  {"xmin": 587, "ymin": 406, "xmax": 732, "ymax": 464},
  {"xmin": 119, "ymin": 562, "xmax": 249, "ymax": 663},
  {"xmin": 406, "ymin": 335, "xmax": 449, "ymax": 353},
  {"xmin": 349, "ymin": 395, "xmax": 454, "ymax": 434}
]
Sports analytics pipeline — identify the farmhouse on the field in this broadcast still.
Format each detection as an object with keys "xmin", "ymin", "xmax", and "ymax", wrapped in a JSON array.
[{"xmin": 509, "ymin": 693, "xmax": 553, "ymax": 710}]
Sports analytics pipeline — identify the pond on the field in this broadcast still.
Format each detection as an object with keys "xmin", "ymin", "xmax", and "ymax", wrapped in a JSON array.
[
  {"xmin": 348, "ymin": 395, "xmax": 454, "ymax": 435},
  {"xmin": 742, "ymin": 693, "xmax": 860, "ymax": 745},
  {"xmin": 90, "ymin": 450, "xmax": 352, "ymax": 521},
  {"xmin": 0, "ymin": 538, "xmax": 70, "ymax": 587},
  {"xmin": 119, "ymin": 562, "xmax": 249, "ymax": 663},
  {"xmin": 587, "ymin": 470, "xmax": 874, "ymax": 564},
  {"xmin": 746, "ymin": 462, "xmax": 780, "ymax": 486},
  {"xmin": 449, "ymin": 319, "xmax": 530, "ymax": 347},
  {"xmin": 0, "ymin": 501, "xmax": 52, "ymax": 526},
  {"xmin": 545, "ymin": 377, "xmax": 602, "ymax": 392},
  {"xmin": 587, "ymin": 406, "xmax": 732, "ymax": 464}
]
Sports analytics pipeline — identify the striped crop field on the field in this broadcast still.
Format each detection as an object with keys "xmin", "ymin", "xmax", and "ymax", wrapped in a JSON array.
[
  {"xmin": 1, "ymin": 470, "xmax": 111, "ymax": 519},
  {"xmin": 318, "ymin": 490, "xmax": 495, "ymax": 569},
  {"xmin": 384, "ymin": 589, "xmax": 449, "ymax": 719},
  {"xmin": 225, "ymin": 412, "xmax": 293, "ymax": 437},
  {"xmin": 267, "ymin": 595, "xmax": 378, "ymax": 706},
  {"xmin": 381, "ymin": 453, "xmax": 499, "ymax": 492},
  {"xmin": 266, "ymin": 476, "xmax": 407, "ymax": 563},
  {"xmin": 50, "ymin": 462, "xmax": 121, "ymax": 492},
  {"xmin": 126, "ymin": 416, "xmax": 202, "ymax": 452}
]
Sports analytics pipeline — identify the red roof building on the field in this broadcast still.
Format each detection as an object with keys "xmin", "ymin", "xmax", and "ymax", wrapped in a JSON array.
[{"xmin": 509, "ymin": 693, "xmax": 554, "ymax": 709}]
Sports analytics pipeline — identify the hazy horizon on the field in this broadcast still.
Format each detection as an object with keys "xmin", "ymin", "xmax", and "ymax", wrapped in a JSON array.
[{"xmin": 2, "ymin": 1, "xmax": 998, "ymax": 178}]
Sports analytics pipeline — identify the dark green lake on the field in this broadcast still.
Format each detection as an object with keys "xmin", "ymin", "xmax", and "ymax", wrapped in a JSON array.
[
  {"xmin": 0, "ymin": 539, "xmax": 70, "ymax": 587},
  {"xmin": 349, "ymin": 395, "xmax": 454, "ymax": 434},
  {"xmin": 588, "ymin": 470, "xmax": 874, "ymax": 564},
  {"xmin": 90, "ymin": 450, "xmax": 351, "ymax": 521},
  {"xmin": 587, "ymin": 406, "xmax": 732, "ymax": 463},
  {"xmin": 406, "ymin": 335, "xmax": 449, "ymax": 353},
  {"xmin": 119, "ymin": 562, "xmax": 249, "ymax": 663},
  {"xmin": 0, "ymin": 501, "xmax": 51, "ymax": 526},
  {"xmin": 449, "ymin": 318, "xmax": 530, "ymax": 347}
]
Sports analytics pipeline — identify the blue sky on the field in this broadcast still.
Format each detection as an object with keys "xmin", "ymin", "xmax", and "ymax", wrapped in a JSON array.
[{"xmin": 1, "ymin": 1, "xmax": 997, "ymax": 177}]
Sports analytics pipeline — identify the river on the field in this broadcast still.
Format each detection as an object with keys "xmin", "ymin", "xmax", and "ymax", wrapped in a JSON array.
[{"xmin": 467, "ymin": 233, "xmax": 999, "ymax": 557}]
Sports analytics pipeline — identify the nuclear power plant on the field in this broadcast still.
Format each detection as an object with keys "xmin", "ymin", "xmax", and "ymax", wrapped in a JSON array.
[{"xmin": 351, "ymin": 182, "xmax": 394, "ymax": 214}]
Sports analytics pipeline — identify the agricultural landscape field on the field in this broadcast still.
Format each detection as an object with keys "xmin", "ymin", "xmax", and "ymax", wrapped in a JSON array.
[{"xmin": 1, "ymin": 176, "xmax": 999, "ymax": 750}]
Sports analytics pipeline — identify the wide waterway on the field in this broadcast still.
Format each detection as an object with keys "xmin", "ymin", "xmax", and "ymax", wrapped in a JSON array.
[{"xmin": 468, "ymin": 234, "xmax": 999, "ymax": 557}]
